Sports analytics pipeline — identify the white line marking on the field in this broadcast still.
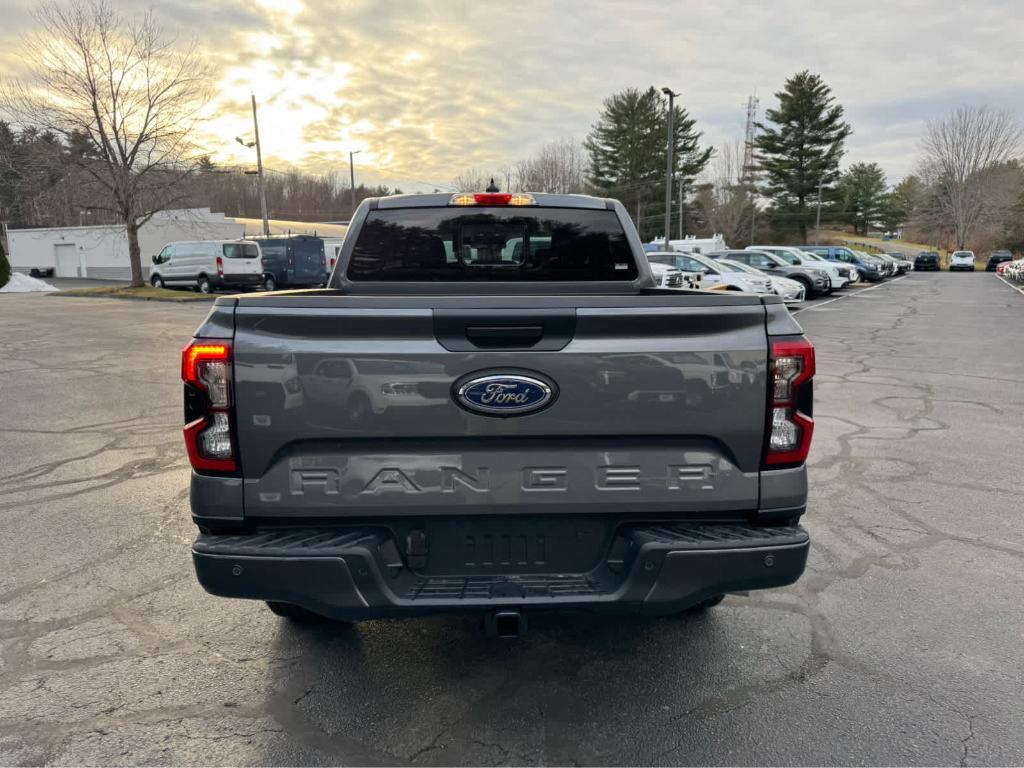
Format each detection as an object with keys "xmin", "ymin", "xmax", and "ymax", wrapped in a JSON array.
[
  {"xmin": 995, "ymin": 274, "xmax": 1024, "ymax": 297},
  {"xmin": 793, "ymin": 275, "xmax": 909, "ymax": 313}
]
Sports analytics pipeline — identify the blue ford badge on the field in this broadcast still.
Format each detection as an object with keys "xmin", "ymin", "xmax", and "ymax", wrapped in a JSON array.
[{"xmin": 455, "ymin": 373, "xmax": 555, "ymax": 416}]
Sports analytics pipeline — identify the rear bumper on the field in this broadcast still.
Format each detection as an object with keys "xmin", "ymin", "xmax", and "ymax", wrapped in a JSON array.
[
  {"xmin": 192, "ymin": 522, "xmax": 809, "ymax": 619},
  {"xmin": 216, "ymin": 273, "xmax": 264, "ymax": 287}
]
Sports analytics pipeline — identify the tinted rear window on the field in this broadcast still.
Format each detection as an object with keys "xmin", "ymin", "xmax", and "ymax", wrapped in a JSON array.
[{"xmin": 347, "ymin": 208, "xmax": 637, "ymax": 282}]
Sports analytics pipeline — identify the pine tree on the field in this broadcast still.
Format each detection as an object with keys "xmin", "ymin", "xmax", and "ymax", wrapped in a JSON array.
[
  {"xmin": 585, "ymin": 87, "xmax": 711, "ymax": 239},
  {"xmin": 837, "ymin": 162, "xmax": 888, "ymax": 234},
  {"xmin": 755, "ymin": 71, "xmax": 852, "ymax": 244}
]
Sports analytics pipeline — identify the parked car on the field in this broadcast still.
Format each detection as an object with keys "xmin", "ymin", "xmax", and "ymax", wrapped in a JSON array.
[
  {"xmin": 648, "ymin": 258, "xmax": 702, "ymax": 289},
  {"xmin": 802, "ymin": 245, "xmax": 885, "ymax": 282},
  {"xmin": 717, "ymin": 258, "xmax": 805, "ymax": 304},
  {"xmin": 183, "ymin": 189, "xmax": 815, "ymax": 631},
  {"xmin": 150, "ymin": 240, "xmax": 263, "ymax": 293},
  {"xmin": 871, "ymin": 252, "xmax": 904, "ymax": 275},
  {"xmin": 251, "ymin": 234, "xmax": 328, "ymax": 290},
  {"xmin": 886, "ymin": 253, "xmax": 914, "ymax": 273},
  {"xmin": 709, "ymin": 249, "xmax": 831, "ymax": 296},
  {"xmin": 648, "ymin": 251, "xmax": 773, "ymax": 294},
  {"xmin": 649, "ymin": 261, "xmax": 686, "ymax": 289},
  {"xmin": 914, "ymin": 251, "xmax": 940, "ymax": 271},
  {"xmin": 748, "ymin": 245, "xmax": 854, "ymax": 288},
  {"xmin": 855, "ymin": 250, "xmax": 893, "ymax": 278},
  {"xmin": 798, "ymin": 250, "xmax": 860, "ymax": 285},
  {"xmin": 950, "ymin": 250, "xmax": 976, "ymax": 272},
  {"xmin": 986, "ymin": 250, "xmax": 1014, "ymax": 271}
]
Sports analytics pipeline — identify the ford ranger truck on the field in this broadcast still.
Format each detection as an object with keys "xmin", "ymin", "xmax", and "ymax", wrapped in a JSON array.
[{"xmin": 184, "ymin": 191, "xmax": 814, "ymax": 636}]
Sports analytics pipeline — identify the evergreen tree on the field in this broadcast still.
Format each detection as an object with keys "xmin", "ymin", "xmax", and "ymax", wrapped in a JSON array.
[
  {"xmin": 0, "ymin": 237, "xmax": 10, "ymax": 289},
  {"xmin": 881, "ymin": 175, "xmax": 923, "ymax": 232},
  {"xmin": 585, "ymin": 87, "xmax": 711, "ymax": 239},
  {"xmin": 837, "ymin": 162, "xmax": 888, "ymax": 234},
  {"xmin": 755, "ymin": 71, "xmax": 852, "ymax": 243}
]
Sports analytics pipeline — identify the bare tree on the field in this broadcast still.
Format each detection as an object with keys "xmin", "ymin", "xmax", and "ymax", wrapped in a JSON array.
[
  {"xmin": 0, "ymin": 1, "xmax": 213, "ymax": 285},
  {"xmin": 694, "ymin": 141, "xmax": 757, "ymax": 246},
  {"xmin": 512, "ymin": 138, "xmax": 589, "ymax": 194},
  {"xmin": 918, "ymin": 106, "xmax": 1023, "ymax": 249}
]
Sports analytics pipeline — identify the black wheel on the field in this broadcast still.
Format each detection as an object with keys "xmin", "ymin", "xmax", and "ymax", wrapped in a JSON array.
[
  {"xmin": 150, "ymin": 274, "xmax": 165, "ymax": 289},
  {"xmin": 197, "ymin": 275, "xmax": 214, "ymax": 294},
  {"xmin": 264, "ymin": 275, "xmax": 276, "ymax": 291},
  {"xmin": 266, "ymin": 601, "xmax": 343, "ymax": 624},
  {"xmin": 793, "ymin": 277, "xmax": 813, "ymax": 296},
  {"xmin": 686, "ymin": 594, "xmax": 725, "ymax": 612}
]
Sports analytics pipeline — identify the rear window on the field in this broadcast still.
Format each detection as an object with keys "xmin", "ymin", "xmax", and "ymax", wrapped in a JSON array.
[
  {"xmin": 223, "ymin": 244, "xmax": 258, "ymax": 259},
  {"xmin": 347, "ymin": 208, "xmax": 637, "ymax": 282}
]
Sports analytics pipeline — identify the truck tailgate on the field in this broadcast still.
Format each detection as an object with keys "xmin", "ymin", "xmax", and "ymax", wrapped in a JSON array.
[{"xmin": 230, "ymin": 294, "xmax": 769, "ymax": 518}]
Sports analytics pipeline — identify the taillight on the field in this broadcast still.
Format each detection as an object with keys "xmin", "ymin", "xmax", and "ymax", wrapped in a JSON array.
[
  {"xmin": 181, "ymin": 340, "xmax": 236, "ymax": 473},
  {"xmin": 320, "ymin": 253, "xmax": 326, "ymax": 272},
  {"xmin": 764, "ymin": 338, "xmax": 815, "ymax": 467},
  {"xmin": 449, "ymin": 192, "xmax": 536, "ymax": 206},
  {"xmin": 330, "ymin": 257, "xmax": 336, "ymax": 271},
  {"xmin": 216, "ymin": 256, "xmax": 224, "ymax": 277}
]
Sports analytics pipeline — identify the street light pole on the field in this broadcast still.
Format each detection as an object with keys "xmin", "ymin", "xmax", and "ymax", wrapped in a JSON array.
[
  {"xmin": 250, "ymin": 94, "xmax": 270, "ymax": 237},
  {"xmin": 349, "ymin": 150, "xmax": 362, "ymax": 214},
  {"xmin": 661, "ymin": 87, "xmax": 679, "ymax": 249}
]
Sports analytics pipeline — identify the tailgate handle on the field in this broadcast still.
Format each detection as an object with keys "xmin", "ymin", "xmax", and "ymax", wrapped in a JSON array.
[
  {"xmin": 433, "ymin": 309, "xmax": 576, "ymax": 351},
  {"xmin": 464, "ymin": 325, "xmax": 543, "ymax": 349}
]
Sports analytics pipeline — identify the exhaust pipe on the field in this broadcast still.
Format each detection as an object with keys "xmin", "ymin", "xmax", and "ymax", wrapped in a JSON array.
[{"xmin": 484, "ymin": 610, "xmax": 527, "ymax": 638}]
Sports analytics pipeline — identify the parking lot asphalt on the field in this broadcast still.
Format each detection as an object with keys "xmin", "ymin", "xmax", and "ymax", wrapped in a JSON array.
[{"xmin": 1, "ymin": 273, "xmax": 1023, "ymax": 766}]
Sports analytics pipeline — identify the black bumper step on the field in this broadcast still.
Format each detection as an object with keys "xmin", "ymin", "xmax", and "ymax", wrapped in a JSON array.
[{"xmin": 192, "ymin": 522, "xmax": 809, "ymax": 619}]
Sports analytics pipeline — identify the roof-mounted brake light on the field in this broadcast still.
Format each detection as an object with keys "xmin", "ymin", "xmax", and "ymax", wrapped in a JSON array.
[{"xmin": 449, "ymin": 192, "xmax": 536, "ymax": 207}]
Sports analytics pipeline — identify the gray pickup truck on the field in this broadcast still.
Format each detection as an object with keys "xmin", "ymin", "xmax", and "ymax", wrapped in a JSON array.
[{"xmin": 183, "ymin": 191, "xmax": 814, "ymax": 637}]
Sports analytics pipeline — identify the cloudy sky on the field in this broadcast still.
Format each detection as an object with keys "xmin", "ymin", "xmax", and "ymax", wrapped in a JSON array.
[{"xmin": 2, "ymin": 0, "xmax": 1022, "ymax": 191}]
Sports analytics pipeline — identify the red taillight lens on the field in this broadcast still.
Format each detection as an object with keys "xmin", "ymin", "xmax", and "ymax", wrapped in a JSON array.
[
  {"xmin": 181, "ymin": 340, "xmax": 236, "ymax": 473},
  {"xmin": 474, "ymin": 193, "xmax": 513, "ymax": 205},
  {"xmin": 330, "ymin": 257, "xmax": 336, "ymax": 270},
  {"xmin": 216, "ymin": 256, "xmax": 224, "ymax": 277},
  {"xmin": 764, "ymin": 338, "xmax": 815, "ymax": 467}
]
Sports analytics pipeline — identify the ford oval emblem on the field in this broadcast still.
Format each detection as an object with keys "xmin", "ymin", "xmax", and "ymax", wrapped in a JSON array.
[{"xmin": 455, "ymin": 373, "xmax": 555, "ymax": 417}]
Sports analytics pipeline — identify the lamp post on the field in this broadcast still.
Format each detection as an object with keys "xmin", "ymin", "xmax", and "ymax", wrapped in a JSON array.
[
  {"xmin": 349, "ymin": 150, "xmax": 362, "ymax": 213},
  {"xmin": 661, "ymin": 87, "xmax": 679, "ymax": 249}
]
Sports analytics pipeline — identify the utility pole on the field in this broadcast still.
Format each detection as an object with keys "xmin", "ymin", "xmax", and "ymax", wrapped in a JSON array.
[
  {"xmin": 743, "ymin": 94, "xmax": 760, "ymax": 245},
  {"xmin": 250, "ymin": 94, "xmax": 270, "ymax": 237},
  {"xmin": 349, "ymin": 150, "xmax": 362, "ymax": 214},
  {"xmin": 661, "ymin": 87, "xmax": 679, "ymax": 249}
]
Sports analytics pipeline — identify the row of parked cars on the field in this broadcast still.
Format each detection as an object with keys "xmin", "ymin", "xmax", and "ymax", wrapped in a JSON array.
[
  {"xmin": 149, "ymin": 234, "xmax": 333, "ymax": 293},
  {"xmin": 995, "ymin": 254, "xmax": 1024, "ymax": 282},
  {"xmin": 644, "ymin": 243, "xmax": 911, "ymax": 304}
]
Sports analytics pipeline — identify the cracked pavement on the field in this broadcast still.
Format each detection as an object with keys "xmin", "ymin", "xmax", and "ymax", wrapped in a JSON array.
[{"xmin": 1, "ymin": 274, "xmax": 1023, "ymax": 766}]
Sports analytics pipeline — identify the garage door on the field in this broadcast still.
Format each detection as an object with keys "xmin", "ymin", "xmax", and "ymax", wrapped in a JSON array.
[{"xmin": 54, "ymin": 244, "xmax": 80, "ymax": 277}]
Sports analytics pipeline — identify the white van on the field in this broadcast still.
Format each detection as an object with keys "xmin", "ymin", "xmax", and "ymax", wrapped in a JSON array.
[{"xmin": 150, "ymin": 240, "xmax": 263, "ymax": 293}]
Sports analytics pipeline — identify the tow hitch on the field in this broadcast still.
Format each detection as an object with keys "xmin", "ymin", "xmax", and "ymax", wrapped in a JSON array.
[{"xmin": 484, "ymin": 610, "xmax": 527, "ymax": 638}]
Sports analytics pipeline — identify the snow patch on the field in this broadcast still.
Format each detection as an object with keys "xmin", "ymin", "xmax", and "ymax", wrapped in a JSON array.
[{"xmin": 0, "ymin": 273, "xmax": 59, "ymax": 293}]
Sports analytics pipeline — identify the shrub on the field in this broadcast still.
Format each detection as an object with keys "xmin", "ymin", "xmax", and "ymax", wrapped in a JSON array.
[{"xmin": 0, "ymin": 238, "xmax": 11, "ymax": 289}]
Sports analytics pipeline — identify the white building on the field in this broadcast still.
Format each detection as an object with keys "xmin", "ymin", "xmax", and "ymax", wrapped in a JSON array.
[{"xmin": 7, "ymin": 208, "xmax": 245, "ymax": 280}]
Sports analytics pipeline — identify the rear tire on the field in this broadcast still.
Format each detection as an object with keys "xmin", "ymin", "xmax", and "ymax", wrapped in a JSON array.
[
  {"xmin": 264, "ymin": 275, "xmax": 276, "ymax": 291},
  {"xmin": 197, "ymin": 275, "xmax": 213, "ymax": 294},
  {"xmin": 266, "ymin": 601, "xmax": 346, "ymax": 625}
]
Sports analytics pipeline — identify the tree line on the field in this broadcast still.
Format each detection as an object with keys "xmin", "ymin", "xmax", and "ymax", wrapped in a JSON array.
[{"xmin": 1, "ymin": 1, "xmax": 1022, "ymax": 288}]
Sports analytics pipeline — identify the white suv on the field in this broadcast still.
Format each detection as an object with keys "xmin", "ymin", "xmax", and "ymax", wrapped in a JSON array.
[{"xmin": 950, "ymin": 251, "xmax": 976, "ymax": 272}]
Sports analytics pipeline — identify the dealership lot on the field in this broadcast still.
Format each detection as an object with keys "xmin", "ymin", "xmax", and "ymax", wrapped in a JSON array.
[{"xmin": 1, "ymin": 273, "xmax": 1022, "ymax": 765}]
